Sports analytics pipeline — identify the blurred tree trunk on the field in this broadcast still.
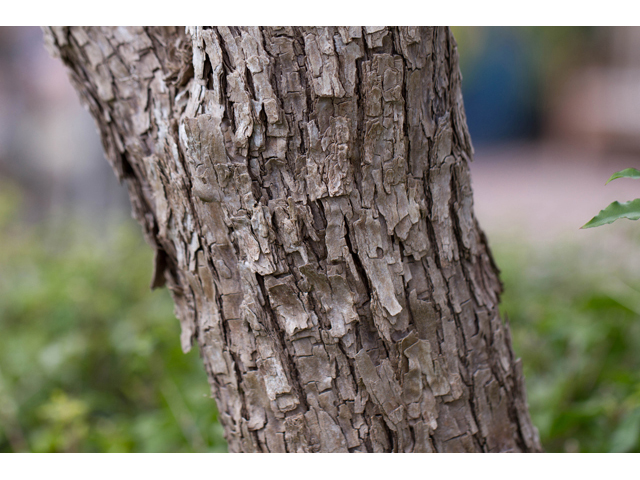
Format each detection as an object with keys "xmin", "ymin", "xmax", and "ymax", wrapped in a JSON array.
[{"xmin": 43, "ymin": 26, "xmax": 542, "ymax": 452}]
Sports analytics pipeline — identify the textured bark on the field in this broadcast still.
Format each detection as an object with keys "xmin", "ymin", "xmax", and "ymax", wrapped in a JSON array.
[{"xmin": 44, "ymin": 26, "xmax": 542, "ymax": 453}]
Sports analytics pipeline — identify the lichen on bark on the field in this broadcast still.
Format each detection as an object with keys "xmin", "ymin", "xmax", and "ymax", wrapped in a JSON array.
[{"xmin": 44, "ymin": 26, "xmax": 542, "ymax": 452}]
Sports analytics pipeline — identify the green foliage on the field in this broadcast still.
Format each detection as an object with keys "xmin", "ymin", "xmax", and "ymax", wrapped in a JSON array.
[
  {"xmin": 0, "ymin": 182, "xmax": 227, "ymax": 452},
  {"xmin": 3, "ymin": 176, "xmax": 640, "ymax": 452},
  {"xmin": 606, "ymin": 168, "xmax": 640, "ymax": 185},
  {"xmin": 583, "ymin": 168, "xmax": 640, "ymax": 229},
  {"xmin": 497, "ymin": 233, "xmax": 640, "ymax": 452},
  {"xmin": 582, "ymin": 199, "xmax": 640, "ymax": 229}
]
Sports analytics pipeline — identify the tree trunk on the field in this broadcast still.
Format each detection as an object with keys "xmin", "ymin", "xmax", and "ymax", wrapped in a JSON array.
[{"xmin": 43, "ymin": 26, "xmax": 542, "ymax": 453}]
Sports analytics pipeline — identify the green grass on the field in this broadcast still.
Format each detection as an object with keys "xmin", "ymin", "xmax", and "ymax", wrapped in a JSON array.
[{"xmin": 2, "ymin": 179, "xmax": 640, "ymax": 452}]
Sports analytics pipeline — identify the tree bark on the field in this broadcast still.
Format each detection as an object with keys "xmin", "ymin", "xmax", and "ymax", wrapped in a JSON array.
[{"xmin": 43, "ymin": 26, "xmax": 542, "ymax": 453}]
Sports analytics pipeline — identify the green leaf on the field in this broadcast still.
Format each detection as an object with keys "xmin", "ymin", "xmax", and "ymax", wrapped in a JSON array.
[
  {"xmin": 581, "ymin": 198, "xmax": 640, "ymax": 229},
  {"xmin": 606, "ymin": 168, "xmax": 640, "ymax": 185},
  {"xmin": 610, "ymin": 408, "xmax": 640, "ymax": 452}
]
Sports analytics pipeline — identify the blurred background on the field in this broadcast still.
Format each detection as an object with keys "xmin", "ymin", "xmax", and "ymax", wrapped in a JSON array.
[{"xmin": 2, "ymin": 26, "xmax": 640, "ymax": 452}]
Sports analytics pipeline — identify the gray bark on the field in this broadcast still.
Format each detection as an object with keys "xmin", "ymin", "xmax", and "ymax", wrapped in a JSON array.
[{"xmin": 43, "ymin": 26, "xmax": 542, "ymax": 453}]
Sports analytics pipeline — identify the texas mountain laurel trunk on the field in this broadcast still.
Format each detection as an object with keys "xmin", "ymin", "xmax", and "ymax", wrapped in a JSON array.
[{"xmin": 44, "ymin": 26, "xmax": 541, "ymax": 452}]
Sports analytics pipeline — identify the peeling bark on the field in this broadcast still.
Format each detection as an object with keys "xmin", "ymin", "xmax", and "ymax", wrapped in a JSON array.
[{"xmin": 44, "ymin": 26, "xmax": 542, "ymax": 452}]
